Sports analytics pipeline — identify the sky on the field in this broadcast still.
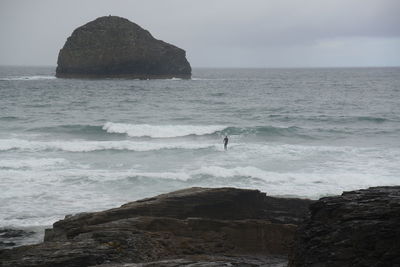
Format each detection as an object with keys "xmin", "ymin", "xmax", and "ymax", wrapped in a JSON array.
[{"xmin": 0, "ymin": 0, "xmax": 399, "ymax": 68}]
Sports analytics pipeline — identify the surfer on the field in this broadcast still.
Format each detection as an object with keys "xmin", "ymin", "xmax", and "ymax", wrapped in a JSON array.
[{"xmin": 223, "ymin": 136, "xmax": 229, "ymax": 150}]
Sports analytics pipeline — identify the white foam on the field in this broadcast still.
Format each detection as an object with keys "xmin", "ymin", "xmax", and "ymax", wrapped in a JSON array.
[
  {"xmin": 1, "ymin": 137, "xmax": 399, "ymax": 229},
  {"xmin": 102, "ymin": 122, "xmax": 227, "ymax": 138},
  {"xmin": 0, "ymin": 158, "xmax": 68, "ymax": 169},
  {"xmin": 0, "ymin": 138, "xmax": 218, "ymax": 152},
  {"xmin": 188, "ymin": 165, "xmax": 398, "ymax": 198},
  {"xmin": 0, "ymin": 75, "xmax": 56, "ymax": 81},
  {"xmin": 1, "ymin": 159, "xmax": 398, "ymax": 229},
  {"xmin": 192, "ymin": 165, "xmax": 269, "ymax": 179},
  {"xmin": 3, "ymin": 163, "xmax": 396, "ymax": 198},
  {"xmin": 1, "ymin": 216, "xmax": 63, "ymax": 228}
]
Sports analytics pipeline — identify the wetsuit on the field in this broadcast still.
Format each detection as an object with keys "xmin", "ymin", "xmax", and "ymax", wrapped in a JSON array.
[{"xmin": 223, "ymin": 137, "xmax": 228, "ymax": 150}]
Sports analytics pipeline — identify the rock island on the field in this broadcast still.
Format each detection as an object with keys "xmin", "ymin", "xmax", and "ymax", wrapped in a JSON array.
[{"xmin": 56, "ymin": 16, "xmax": 191, "ymax": 79}]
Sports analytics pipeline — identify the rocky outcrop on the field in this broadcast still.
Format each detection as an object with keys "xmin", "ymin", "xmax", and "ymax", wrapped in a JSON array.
[
  {"xmin": 56, "ymin": 16, "xmax": 191, "ymax": 79},
  {"xmin": 4, "ymin": 186, "xmax": 398, "ymax": 267},
  {"xmin": 95, "ymin": 255, "xmax": 289, "ymax": 267},
  {"xmin": 289, "ymin": 186, "xmax": 400, "ymax": 267},
  {"xmin": 0, "ymin": 187, "xmax": 312, "ymax": 267}
]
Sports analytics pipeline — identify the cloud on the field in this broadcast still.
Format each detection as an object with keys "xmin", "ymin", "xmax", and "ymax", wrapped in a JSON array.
[{"xmin": 0, "ymin": 0, "xmax": 399, "ymax": 67}]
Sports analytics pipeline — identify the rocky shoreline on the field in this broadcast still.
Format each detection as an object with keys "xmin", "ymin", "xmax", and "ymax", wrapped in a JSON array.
[
  {"xmin": 289, "ymin": 186, "xmax": 400, "ymax": 267},
  {"xmin": 1, "ymin": 186, "xmax": 399, "ymax": 266}
]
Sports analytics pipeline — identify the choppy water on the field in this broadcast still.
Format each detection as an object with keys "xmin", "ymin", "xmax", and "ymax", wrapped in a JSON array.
[{"xmin": 0, "ymin": 66, "xmax": 399, "ymax": 241}]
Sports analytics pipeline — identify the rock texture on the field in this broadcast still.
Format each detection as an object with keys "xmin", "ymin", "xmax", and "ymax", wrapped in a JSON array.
[
  {"xmin": 289, "ymin": 186, "xmax": 400, "ymax": 267},
  {"xmin": 0, "ymin": 187, "xmax": 312, "ymax": 267},
  {"xmin": 95, "ymin": 255, "xmax": 288, "ymax": 267},
  {"xmin": 56, "ymin": 16, "xmax": 191, "ymax": 79}
]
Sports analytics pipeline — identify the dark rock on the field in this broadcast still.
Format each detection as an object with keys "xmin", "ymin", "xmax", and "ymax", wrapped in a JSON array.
[
  {"xmin": 0, "ymin": 187, "xmax": 313, "ymax": 267},
  {"xmin": 93, "ymin": 255, "xmax": 288, "ymax": 267},
  {"xmin": 46, "ymin": 187, "xmax": 311, "ymax": 241},
  {"xmin": 289, "ymin": 186, "xmax": 400, "ymax": 267},
  {"xmin": 56, "ymin": 16, "xmax": 191, "ymax": 79}
]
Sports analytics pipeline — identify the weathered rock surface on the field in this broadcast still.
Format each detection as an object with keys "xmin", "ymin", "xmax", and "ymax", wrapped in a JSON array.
[
  {"xmin": 94, "ymin": 255, "xmax": 288, "ymax": 267},
  {"xmin": 289, "ymin": 186, "xmax": 400, "ymax": 267},
  {"xmin": 56, "ymin": 16, "xmax": 191, "ymax": 79},
  {"xmin": 0, "ymin": 187, "xmax": 312, "ymax": 267}
]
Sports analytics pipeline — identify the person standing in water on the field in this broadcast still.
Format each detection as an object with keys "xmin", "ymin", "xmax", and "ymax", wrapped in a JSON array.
[{"xmin": 223, "ymin": 136, "xmax": 229, "ymax": 150}]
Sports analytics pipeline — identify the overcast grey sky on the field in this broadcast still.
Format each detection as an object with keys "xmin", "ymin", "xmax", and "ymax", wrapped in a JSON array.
[{"xmin": 1, "ymin": 0, "xmax": 399, "ymax": 67}]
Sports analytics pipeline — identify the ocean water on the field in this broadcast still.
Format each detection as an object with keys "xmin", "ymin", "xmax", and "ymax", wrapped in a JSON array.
[{"xmin": 0, "ymin": 66, "xmax": 399, "ymax": 243}]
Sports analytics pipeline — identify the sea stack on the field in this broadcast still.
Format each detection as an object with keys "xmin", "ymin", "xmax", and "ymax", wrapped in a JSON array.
[{"xmin": 56, "ymin": 16, "xmax": 191, "ymax": 79}]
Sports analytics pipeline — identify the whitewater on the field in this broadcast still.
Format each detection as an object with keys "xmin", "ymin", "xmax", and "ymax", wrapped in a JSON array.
[{"xmin": 0, "ymin": 66, "xmax": 399, "ymax": 244}]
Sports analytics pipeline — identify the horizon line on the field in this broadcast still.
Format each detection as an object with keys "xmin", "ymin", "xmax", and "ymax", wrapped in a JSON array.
[{"xmin": 0, "ymin": 64, "xmax": 399, "ymax": 69}]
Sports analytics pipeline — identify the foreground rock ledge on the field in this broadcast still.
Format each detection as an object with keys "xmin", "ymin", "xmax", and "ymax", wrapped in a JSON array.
[
  {"xmin": 0, "ymin": 187, "xmax": 312, "ymax": 267},
  {"xmin": 289, "ymin": 186, "xmax": 400, "ymax": 267},
  {"xmin": 56, "ymin": 16, "xmax": 191, "ymax": 79}
]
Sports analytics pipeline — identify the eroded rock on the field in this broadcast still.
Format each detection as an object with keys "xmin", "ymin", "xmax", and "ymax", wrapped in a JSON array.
[
  {"xmin": 93, "ymin": 255, "xmax": 288, "ymax": 267},
  {"xmin": 0, "ymin": 187, "xmax": 312, "ymax": 267},
  {"xmin": 289, "ymin": 186, "xmax": 400, "ymax": 267}
]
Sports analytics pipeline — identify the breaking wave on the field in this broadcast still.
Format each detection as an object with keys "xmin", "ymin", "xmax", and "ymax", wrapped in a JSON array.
[
  {"xmin": 0, "ymin": 158, "xmax": 68, "ymax": 170},
  {"xmin": 28, "ymin": 123, "xmax": 318, "ymax": 139},
  {"xmin": 0, "ymin": 139, "xmax": 217, "ymax": 152},
  {"xmin": 102, "ymin": 122, "xmax": 227, "ymax": 138}
]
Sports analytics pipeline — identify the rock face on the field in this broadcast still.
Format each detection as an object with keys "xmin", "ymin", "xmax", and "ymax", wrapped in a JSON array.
[
  {"xmin": 0, "ymin": 187, "xmax": 312, "ymax": 267},
  {"xmin": 95, "ymin": 255, "xmax": 289, "ymax": 267},
  {"xmin": 56, "ymin": 16, "xmax": 191, "ymax": 79},
  {"xmin": 289, "ymin": 186, "xmax": 400, "ymax": 267},
  {"xmin": 4, "ymin": 186, "xmax": 398, "ymax": 267}
]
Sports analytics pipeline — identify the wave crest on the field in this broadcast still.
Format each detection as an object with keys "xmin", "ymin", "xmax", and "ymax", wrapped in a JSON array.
[
  {"xmin": 26, "ymin": 123, "xmax": 314, "ymax": 139},
  {"xmin": 102, "ymin": 122, "xmax": 227, "ymax": 138},
  {"xmin": 0, "ymin": 158, "xmax": 67, "ymax": 169},
  {"xmin": 0, "ymin": 139, "xmax": 217, "ymax": 152},
  {"xmin": 219, "ymin": 126, "xmax": 303, "ymax": 136}
]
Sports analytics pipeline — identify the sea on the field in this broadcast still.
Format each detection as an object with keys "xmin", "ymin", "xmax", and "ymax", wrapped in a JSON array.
[{"xmin": 0, "ymin": 66, "xmax": 399, "ymax": 245}]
